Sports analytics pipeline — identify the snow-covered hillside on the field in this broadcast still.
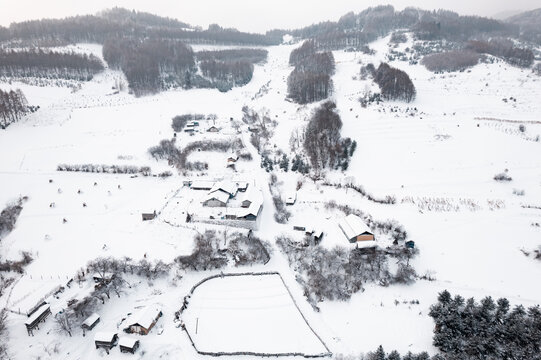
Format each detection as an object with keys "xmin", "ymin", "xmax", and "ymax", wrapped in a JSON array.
[{"xmin": 0, "ymin": 34, "xmax": 540, "ymax": 359}]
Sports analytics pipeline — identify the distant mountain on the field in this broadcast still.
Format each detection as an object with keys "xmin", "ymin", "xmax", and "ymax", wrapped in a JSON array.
[
  {"xmin": 97, "ymin": 7, "xmax": 192, "ymax": 29},
  {"xmin": 491, "ymin": 10, "xmax": 524, "ymax": 20},
  {"xmin": 506, "ymin": 8, "xmax": 541, "ymax": 44}
]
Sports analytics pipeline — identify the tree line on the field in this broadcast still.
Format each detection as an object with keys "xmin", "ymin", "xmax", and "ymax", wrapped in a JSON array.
[
  {"xmin": 3, "ymin": 8, "xmax": 277, "ymax": 47},
  {"xmin": 0, "ymin": 49, "xmax": 104, "ymax": 81},
  {"xmin": 287, "ymin": 40, "xmax": 335, "ymax": 104},
  {"xmin": 0, "ymin": 89, "xmax": 30, "ymax": 129}
]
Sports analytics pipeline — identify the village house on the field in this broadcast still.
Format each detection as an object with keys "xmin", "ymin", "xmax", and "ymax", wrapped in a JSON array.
[
  {"xmin": 285, "ymin": 192, "xmax": 297, "ymax": 205},
  {"xmin": 207, "ymin": 125, "xmax": 220, "ymax": 133},
  {"xmin": 125, "ymin": 306, "xmax": 162, "ymax": 335},
  {"xmin": 209, "ymin": 180, "xmax": 238, "ymax": 199},
  {"xmin": 141, "ymin": 211, "xmax": 156, "ymax": 221},
  {"xmin": 82, "ymin": 313, "xmax": 100, "ymax": 332},
  {"xmin": 202, "ymin": 190, "xmax": 230, "ymax": 207},
  {"xmin": 24, "ymin": 303, "xmax": 51, "ymax": 336},
  {"xmin": 94, "ymin": 332, "xmax": 118, "ymax": 351},
  {"xmin": 119, "ymin": 337, "xmax": 140, "ymax": 354},
  {"xmin": 338, "ymin": 214, "xmax": 375, "ymax": 243},
  {"xmin": 190, "ymin": 180, "xmax": 215, "ymax": 191}
]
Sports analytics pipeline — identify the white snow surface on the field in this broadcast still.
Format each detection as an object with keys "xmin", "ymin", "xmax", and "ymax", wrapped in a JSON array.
[{"xmin": 0, "ymin": 36, "xmax": 540, "ymax": 359}]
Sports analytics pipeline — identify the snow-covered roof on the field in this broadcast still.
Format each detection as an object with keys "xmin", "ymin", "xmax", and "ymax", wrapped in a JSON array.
[
  {"xmin": 82, "ymin": 313, "xmax": 100, "ymax": 327},
  {"xmin": 24, "ymin": 303, "xmax": 50, "ymax": 326},
  {"xmin": 190, "ymin": 180, "xmax": 215, "ymax": 190},
  {"xmin": 209, "ymin": 180, "xmax": 237, "ymax": 196},
  {"xmin": 338, "ymin": 214, "xmax": 372, "ymax": 241},
  {"xmin": 128, "ymin": 306, "xmax": 161, "ymax": 330},
  {"xmin": 202, "ymin": 190, "xmax": 230, "ymax": 205},
  {"xmin": 235, "ymin": 181, "xmax": 249, "ymax": 190},
  {"xmin": 237, "ymin": 193, "xmax": 263, "ymax": 218},
  {"xmin": 285, "ymin": 192, "xmax": 297, "ymax": 204},
  {"xmin": 119, "ymin": 337, "xmax": 139, "ymax": 348},
  {"xmin": 94, "ymin": 331, "xmax": 117, "ymax": 343}
]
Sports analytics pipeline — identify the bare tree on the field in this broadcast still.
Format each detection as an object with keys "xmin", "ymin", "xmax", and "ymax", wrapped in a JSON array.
[{"xmin": 55, "ymin": 310, "xmax": 75, "ymax": 337}]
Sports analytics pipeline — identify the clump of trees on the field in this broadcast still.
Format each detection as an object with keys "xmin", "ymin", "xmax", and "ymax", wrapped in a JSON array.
[
  {"xmin": 56, "ymin": 164, "xmax": 151, "ymax": 176},
  {"xmin": 287, "ymin": 40, "xmax": 335, "ymax": 104},
  {"xmin": 421, "ymin": 50, "xmax": 480, "ymax": 72},
  {"xmin": 276, "ymin": 236, "xmax": 417, "ymax": 309},
  {"xmin": 429, "ymin": 290, "xmax": 541, "ymax": 359},
  {"xmin": 0, "ymin": 88, "xmax": 30, "ymax": 129},
  {"xmin": 0, "ymin": 198, "xmax": 25, "ymax": 241},
  {"xmin": 149, "ymin": 138, "xmax": 182, "ymax": 165},
  {"xmin": 304, "ymin": 101, "xmax": 356, "ymax": 171},
  {"xmin": 196, "ymin": 48, "xmax": 267, "ymax": 63},
  {"xmin": 390, "ymin": 32, "xmax": 408, "ymax": 43},
  {"xmin": 175, "ymin": 230, "xmax": 271, "ymax": 271},
  {"xmin": 199, "ymin": 60, "xmax": 254, "ymax": 91},
  {"xmin": 363, "ymin": 345, "xmax": 431, "ymax": 360},
  {"xmin": 0, "ymin": 49, "xmax": 104, "ymax": 81},
  {"xmin": 103, "ymin": 37, "xmax": 195, "ymax": 95},
  {"xmin": 373, "ymin": 63, "xmax": 416, "ymax": 102},
  {"xmin": 494, "ymin": 169, "xmax": 512, "ymax": 182},
  {"xmin": 466, "ymin": 39, "xmax": 534, "ymax": 68}
]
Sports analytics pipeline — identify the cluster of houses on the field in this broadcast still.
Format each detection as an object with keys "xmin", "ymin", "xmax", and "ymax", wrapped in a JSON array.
[
  {"xmin": 182, "ymin": 120, "xmax": 221, "ymax": 135},
  {"xmin": 92, "ymin": 305, "xmax": 162, "ymax": 354},
  {"xmin": 187, "ymin": 179, "xmax": 263, "ymax": 222}
]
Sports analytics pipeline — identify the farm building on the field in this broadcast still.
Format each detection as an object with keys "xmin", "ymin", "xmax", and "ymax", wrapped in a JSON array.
[
  {"xmin": 207, "ymin": 125, "xmax": 220, "ymax": 133},
  {"xmin": 141, "ymin": 211, "xmax": 156, "ymax": 221},
  {"xmin": 24, "ymin": 303, "xmax": 51, "ymax": 336},
  {"xmin": 125, "ymin": 306, "xmax": 162, "ymax": 335},
  {"xmin": 92, "ymin": 273, "xmax": 115, "ymax": 284},
  {"xmin": 202, "ymin": 190, "xmax": 230, "ymax": 207},
  {"xmin": 94, "ymin": 332, "xmax": 118, "ymax": 351},
  {"xmin": 209, "ymin": 180, "xmax": 238, "ymax": 198},
  {"xmin": 82, "ymin": 313, "xmax": 100, "ymax": 331},
  {"xmin": 119, "ymin": 337, "xmax": 140, "ymax": 354},
  {"xmin": 190, "ymin": 180, "xmax": 215, "ymax": 191},
  {"xmin": 338, "ymin": 214, "xmax": 374, "ymax": 243}
]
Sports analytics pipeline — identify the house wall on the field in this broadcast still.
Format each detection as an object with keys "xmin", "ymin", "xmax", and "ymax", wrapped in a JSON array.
[
  {"xmin": 356, "ymin": 234, "xmax": 375, "ymax": 241},
  {"xmin": 203, "ymin": 199, "xmax": 226, "ymax": 207}
]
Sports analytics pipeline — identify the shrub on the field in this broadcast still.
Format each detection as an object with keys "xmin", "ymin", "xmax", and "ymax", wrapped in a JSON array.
[{"xmin": 494, "ymin": 170, "xmax": 512, "ymax": 182}]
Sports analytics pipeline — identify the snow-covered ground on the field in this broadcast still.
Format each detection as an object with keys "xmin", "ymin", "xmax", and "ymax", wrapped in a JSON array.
[{"xmin": 0, "ymin": 35, "xmax": 540, "ymax": 359}]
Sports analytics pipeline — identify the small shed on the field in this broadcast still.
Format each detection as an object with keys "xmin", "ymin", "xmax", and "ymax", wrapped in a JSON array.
[
  {"xmin": 227, "ymin": 154, "xmax": 239, "ymax": 163},
  {"xmin": 285, "ymin": 192, "xmax": 297, "ymax": 205},
  {"xmin": 24, "ymin": 303, "xmax": 51, "ymax": 336},
  {"xmin": 235, "ymin": 181, "xmax": 249, "ymax": 192},
  {"xmin": 207, "ymin": 126, "xmax": 220, "ymax": 133},
  {"xmin": 93, "ymin": 273, "xmax": 115, "ymax": 284},
  {"xmin": 82, "ymin": 313, "xmax": 100, "ymax": 331},
  {"xmin": 94, "ymin": 332, "xmax": 118, "ymax": 351},
  {"xmin": 119, "ymin": 337, "xmax": 140, "ymax": 354},
  {"xmin": 190, "ymin": 180, "xmax": 215, "ymax": 191},
  {"xmin": 338, "ymin": 214, "xmax": 375, "ymax": 243},
  {"xmin": 125, "ymin": 306, "xmax": 162, "ymax": 335},
  {"xmin": 141, "ymin": 211, "xmax": 156, "ymax": 221}
]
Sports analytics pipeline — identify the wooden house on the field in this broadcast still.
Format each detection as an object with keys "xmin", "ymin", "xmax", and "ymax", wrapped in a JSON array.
[
  {"xmin": 209, "ymin": 180, "xmax": 237, "ymax": 198},
  {"xmin": 202, "ymin": 191, "xmax": 230, "ymax": 207},
  {"xmin": 338, "ymin": 214, "xmax": 375, "ymax": 243},
  {"xmin": 190, "ymin": 180, "xmax": 215, "ymax": 191},
  {"xmin": 24, "ymin": 303, "xmax": 51, "ymax": 336},
  {"xmin": 94, "ymin": 332, "xmax": 118, "ymax": 351},
  {"xmin": 125, "ymin": 306, "xmax": 162, "ymax": 335},
  {"xmin": 119, "ymin": 337, "xmax": 140, "ymax": 354},
  {"xmin": 82, "ymin": 313, "xmax": 100, "ymax": 331}
]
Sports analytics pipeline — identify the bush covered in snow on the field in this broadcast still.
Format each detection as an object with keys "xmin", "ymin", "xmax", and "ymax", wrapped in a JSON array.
[{"xmin": 493, "ymin": 170, "xmax": 512, "ymax": 182}]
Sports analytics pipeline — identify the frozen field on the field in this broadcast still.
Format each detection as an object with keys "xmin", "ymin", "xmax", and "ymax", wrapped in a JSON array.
[{"xmin": 182, "ymin": 273, "xmax": 330, "ymax": 356}]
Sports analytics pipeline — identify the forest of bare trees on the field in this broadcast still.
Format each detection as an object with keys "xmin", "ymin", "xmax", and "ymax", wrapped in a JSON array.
[
  {"xmin": 0, "ymin": 89, "xmax": 29, "ymax": 129},
  {"xmin": 421, "ymin": 50, "xmax": 480, "ymax": 72},
  {"xmin": 103, "ymin": 37, "xmax": 195, "ymax": 95},
  {"xmin": 466, "ymin": 39, "xmax": 534, "ymax": 68},
  {"xmin": 0, "ymin": 49, "xmax": 104, "ymax": 81},
  {"xmin": 287, "ymin": 40, "xmax": 335, "ymax": 104}
]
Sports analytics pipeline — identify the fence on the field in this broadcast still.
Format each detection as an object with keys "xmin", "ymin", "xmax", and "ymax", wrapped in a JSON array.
[{"xmin": 181, "ymin": 271, "xmax": 332, "ymax": 358}]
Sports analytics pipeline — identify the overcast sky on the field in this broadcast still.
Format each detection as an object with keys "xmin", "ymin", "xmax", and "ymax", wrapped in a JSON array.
[{"xmin": 0, "ymin": 0, "xmax": 539, "ymax": 33}]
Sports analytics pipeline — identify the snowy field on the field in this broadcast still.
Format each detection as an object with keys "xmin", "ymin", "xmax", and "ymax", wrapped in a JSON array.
[
  {"xmin": 182, "ymin": 273, "xmax": 330, "ymax": 356},
  {"xmin": 0, "ymin": 33, "xmax": 540, "ymax": 359}
]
